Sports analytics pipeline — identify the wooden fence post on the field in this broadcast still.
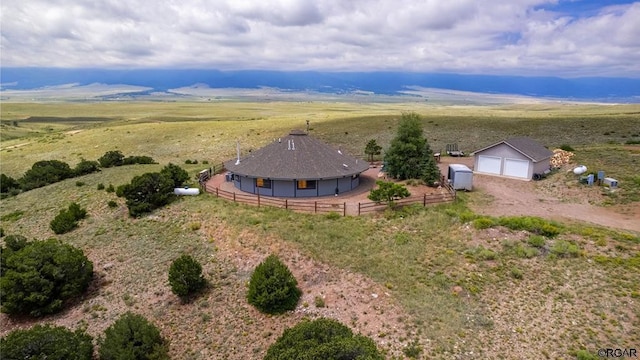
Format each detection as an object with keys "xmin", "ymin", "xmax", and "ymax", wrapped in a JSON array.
[
  {"xmin": 423, "ymin": 194, "xmax": 426, "ymax": 207},
  {"xmin": 285, "ymin": 199, "xmax": 288, "ymax": 210},
  {"xmin": 257, "ymin": 193, "xmax": 260, "ymax": 208},
  {"xmin": 216, "ymin": 188, "xmax": 219, "ymax": 197},
  {"xmin": 343, "ymin": 202, "xmax": 346, "ymax": 216},
  {"xmin": 233, "ymin": 192, "xmax": 236, "ymax": 202},
  {"xmin": 358, "ymin": 203, "xmax": 361, "ymax": 216},
  {"xmin": 314, "ymin": 202, "xmax": 317, "ymax": 214}
]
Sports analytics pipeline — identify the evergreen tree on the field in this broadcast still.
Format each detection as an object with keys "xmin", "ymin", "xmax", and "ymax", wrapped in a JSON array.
[
  {"xmin": 247, "ymin": 255, "xmax": 301, "ymax": 314},
  {"xmin": 364, "ymin": 139, "xmax": 382, "ymax": 162},
  {"xmin": 384, "ymin": 112, "xmax": 441, "ymax": 186}
]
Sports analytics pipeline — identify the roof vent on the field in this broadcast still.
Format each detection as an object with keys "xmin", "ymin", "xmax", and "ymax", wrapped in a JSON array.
[{"xmin": 343, "ymin": 163, "xmax": 348, "ymax": 169}]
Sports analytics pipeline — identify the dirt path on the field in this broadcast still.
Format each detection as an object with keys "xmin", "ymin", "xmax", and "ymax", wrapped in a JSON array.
[{"xmin": 438, "ymin": 157, "xmax": 640, "ymax": 233}]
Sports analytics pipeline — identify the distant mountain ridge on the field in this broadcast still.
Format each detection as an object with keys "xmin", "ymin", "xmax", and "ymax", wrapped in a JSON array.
[{"xmin": 1, "ymin": 68, "xmax": 639, "ymax": 102}]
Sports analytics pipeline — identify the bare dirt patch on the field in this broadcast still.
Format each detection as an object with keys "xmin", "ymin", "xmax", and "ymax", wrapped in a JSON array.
[{"xmin": 437, "ymin": 156, "xmax": 639, "ymax": 233}]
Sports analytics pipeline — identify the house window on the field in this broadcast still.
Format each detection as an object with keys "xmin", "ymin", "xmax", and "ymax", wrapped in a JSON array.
[
  {"xmin": 297, "ymin": 180, "xmax": 317, "ymax": 189},
  {"xmin": 256, "ymin": 178, "xmax": 271, "ymax": 189}
]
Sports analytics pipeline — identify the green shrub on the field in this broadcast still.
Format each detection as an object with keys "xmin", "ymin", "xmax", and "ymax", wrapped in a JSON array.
[
  {"xmin": 75, "ymin": 181, "xmax": 85, "ymax": 187},
  {"xmin": 160, "ymin": 163, "xmax": 190, "ymax": 188},
  {"xmin": 498, "ymin": 216, "xmax": 562, "ymax": 237},
  {"xmin": 50, "ymin": 210, "xmax": 79, "ymax": 234},
  {"xmin": 1, "ymin": 173, "xmax": 20, "ymax": 194},
  {"xmin": 459, "ymin": 210, "xmax": 477, "ymax": 223},
  {"xmin": 97, "ymin": 183, "xmax": 105, "ymax": 190},
  {"xmin": 325, "ymin": 211, "xmax": 341, "ymax": 220},
  {"xmin": 473, "ymin": 217, "xmax": 497, "ymax": 229},
  {"xmin": 575, "ymin": 349, "xmax": 599, "ymax": 360},
  {"xmin": 0, "ymin": 238, "xmax": 93, "ymax": 316},
  {"xmin": 106, "ymin": 184, "xmax": 115, "ymax": 193},
  {"xmin": 368, "ymin": 181, "xmax": 411, "ymax": 207},
  {"xmin": 510, "ymin": 267, "xmax": 524, "ymax": 279},
  {"xmin": 118, "ymin": 172, "xmax": 175, "ymax": 217},
  {"xmin": 527, "ymin": 235, "xmax": 546, "ymax": 248},
  {"xmin": 247, "ymin": 255, "xmax": 301, "ymax": 314},
  {"xmin": 403, "ymin": 339, "xmax": 423, "ymax": 359},
  {"xmin": 50, "ymin": 202, "xmax": 87, "ymax": 234},
  {"xmin": 107, "ymin": 200, "xmax": 118, "ymax": 208},
  {"xmin": 202, "ymin": 160, "xmax": 209, "ymax": 164},
  {"xmin": 74, "ymin": 159, "xmax": 101, "ymax": 176},
  {"xmin": 185, "ymin": 159, "xmax": 193, "ymax": 164},
  {"xmin": 502, "ymin": 241, "xmax": 539, "ymax": 259},
  {"xmin": 99, "ymin": 312, "xmax": 169, "ymax": 360},
  {"xmin": 264, "ymin": 318, "xmax": 384, "ymax": 360},
  {"xmin": 559, "ymin": 144, "xmax": 575, "ymax": 152},
  {"xmin": 122, "ymin": 155, "xmax": 156, "ymax": 165},
  {"xmin": 1, "ymin": 210, "xmax": 23, "ymax": 222},
  {"xmin": 465, "ymin": 246, "xmax": 497, "ymax": 261},
  {"xmin": 19, "ymin": 160, "xmax": 74, "ymax": 191},
  {"xmin": 98, "ymin": 150, "xmax": 124, "ymax": 168},
  {"xmin": 0, "ymin": 324, "xmax": 93, "ymax": 360},
  {"xmin": 551, "ymin": 240, "xmax": 581, "ymax": 258},
  {"xmin": 168, "ymin": 254, "xmax": 206, "ymax": 298}
]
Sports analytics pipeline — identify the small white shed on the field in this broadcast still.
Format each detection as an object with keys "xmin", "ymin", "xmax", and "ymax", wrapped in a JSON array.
[{"xmin": 448, "ymin": 164, "xmax": 473, "ymax": 191}]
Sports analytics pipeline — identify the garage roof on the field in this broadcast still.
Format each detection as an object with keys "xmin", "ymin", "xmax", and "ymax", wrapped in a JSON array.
[{"xmin": 472, "ymin": 137, "xmax": 553, "ymax": 162}]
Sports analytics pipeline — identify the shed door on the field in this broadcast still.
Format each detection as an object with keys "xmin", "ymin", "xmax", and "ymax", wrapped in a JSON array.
[
  {"xmin": 477, "ymin": 156, "xmax": 501, "ymax": 175},
  {"xmin": 503, "ymin": 158, "xmax": 530, "ymax": 178}
]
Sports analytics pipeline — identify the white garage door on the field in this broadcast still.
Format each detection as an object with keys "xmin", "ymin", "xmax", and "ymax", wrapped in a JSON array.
[
  {"xmin": 503, "ymin": 158, "xmax": 530, "ymax": 178},
  {"xmin": 477, "ymin": 156, "xmax": 501, "ymax": 175}
]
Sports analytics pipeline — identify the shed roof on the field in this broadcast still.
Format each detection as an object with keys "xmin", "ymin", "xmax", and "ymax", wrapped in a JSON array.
[
  {"xmin": 472, "ymin": 137, "xmax": 553, "ymax": 162},
  {"xmin": 224, "ymin": 131, "xmax": 369, "ymax": 180}
]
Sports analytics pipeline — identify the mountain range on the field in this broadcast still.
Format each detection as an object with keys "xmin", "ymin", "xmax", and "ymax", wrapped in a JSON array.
[{"xmin": 1, "ymin": 68, "xmax": 639, "ymax": 103}]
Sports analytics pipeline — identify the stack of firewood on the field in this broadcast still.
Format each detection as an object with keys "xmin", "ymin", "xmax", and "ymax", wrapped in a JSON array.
[{"xmin": 550, "ymin": 149, "xmax": 574, "ymax": 168}]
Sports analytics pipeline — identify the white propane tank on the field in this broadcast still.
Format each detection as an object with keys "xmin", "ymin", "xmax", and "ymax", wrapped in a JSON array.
[
  {"xmin": 174, "ymin": 187, "xmax": 200, "ymax": 196},
  {"xmin": 573, "ymin": 165, "xmax": 587, "ymax": 175}
]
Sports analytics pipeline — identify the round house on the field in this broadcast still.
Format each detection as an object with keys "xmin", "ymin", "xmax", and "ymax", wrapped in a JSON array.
[{"xmin": 224, "ymin": 130, "xmax": 369, "ymax": 197}]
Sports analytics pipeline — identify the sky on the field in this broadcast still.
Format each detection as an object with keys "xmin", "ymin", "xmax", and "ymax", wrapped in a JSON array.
[{"xmin": 1, "ymin": 0, "xmax": 639, "ymax": 78}]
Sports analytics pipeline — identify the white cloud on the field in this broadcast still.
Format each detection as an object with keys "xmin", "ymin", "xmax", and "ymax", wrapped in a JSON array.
[{"xmin": 1, "ymin": 0, "xmax": 638, "ymax": 77}]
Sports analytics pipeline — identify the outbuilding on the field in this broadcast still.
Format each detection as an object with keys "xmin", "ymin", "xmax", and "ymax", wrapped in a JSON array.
[
  {"xmin": 447, "ymin": 164, "xmax": 473, "ymax": 191},
  {"xmin": 472, "ymin": 137, "xmax": 553, "ymax": 180},
  {"xmin": 224, "ymin": 130, "xmax": 370, "ymax": 197}
]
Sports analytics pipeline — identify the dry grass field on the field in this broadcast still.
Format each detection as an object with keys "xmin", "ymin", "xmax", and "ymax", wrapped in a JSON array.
[{"xmin": 0, "ymin": 100, "xmax": 639, "ymax": 359}]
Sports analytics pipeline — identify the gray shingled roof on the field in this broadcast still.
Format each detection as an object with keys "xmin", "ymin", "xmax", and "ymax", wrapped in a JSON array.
[
  {"xmin": 472, "ymin": 136, "xmax": 553, "ymax": 162},
  {"xmin": 224, "ymin": 131, "xmax": 369, "ymax": 180}
]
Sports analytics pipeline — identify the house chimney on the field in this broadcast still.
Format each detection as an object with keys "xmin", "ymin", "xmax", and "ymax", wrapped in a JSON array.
[{"xmin": 235, "ymin": 141, "xmax": 241, "ymax": 165}]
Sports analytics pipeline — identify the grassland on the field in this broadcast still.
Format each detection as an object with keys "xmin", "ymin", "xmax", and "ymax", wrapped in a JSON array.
[{"xmin": 0, "ymin": 100, "xmax": 639, "ymax": 359}]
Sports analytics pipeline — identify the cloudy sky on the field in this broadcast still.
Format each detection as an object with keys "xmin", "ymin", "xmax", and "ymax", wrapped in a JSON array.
[{"xmin": 1, "ymin": 0, "xmax": 639, "ymax": 77}]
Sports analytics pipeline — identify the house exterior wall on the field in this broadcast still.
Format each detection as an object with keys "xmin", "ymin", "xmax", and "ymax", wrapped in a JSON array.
[
  {"xmin": 532, "ymin": 159, "xmax": 551, "ymax": 176},
  {"xmin": 273, "ymin": 180, "xmax": 295, "ymax": 197},
  {"xmin": 231, "ymin": 175, "xmax": 362, "ymax": 197},
  {"xmin": 474, "ymin": 144, "xmax": 533, "ymax": 179},
  {"xmin": 476, "ymin": 144, "xmax": 528, "ymax": 161}
]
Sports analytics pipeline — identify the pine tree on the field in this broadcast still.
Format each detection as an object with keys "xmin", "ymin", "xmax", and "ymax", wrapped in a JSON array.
[{"xmin": 384, "ymin": 112, "xmax": 441, "ymax": 186}]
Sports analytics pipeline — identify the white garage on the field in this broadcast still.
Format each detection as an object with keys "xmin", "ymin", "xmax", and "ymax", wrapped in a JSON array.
[{"xmin": 472, "ymin": 137, "xmax": 553, "ymax": 180}]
